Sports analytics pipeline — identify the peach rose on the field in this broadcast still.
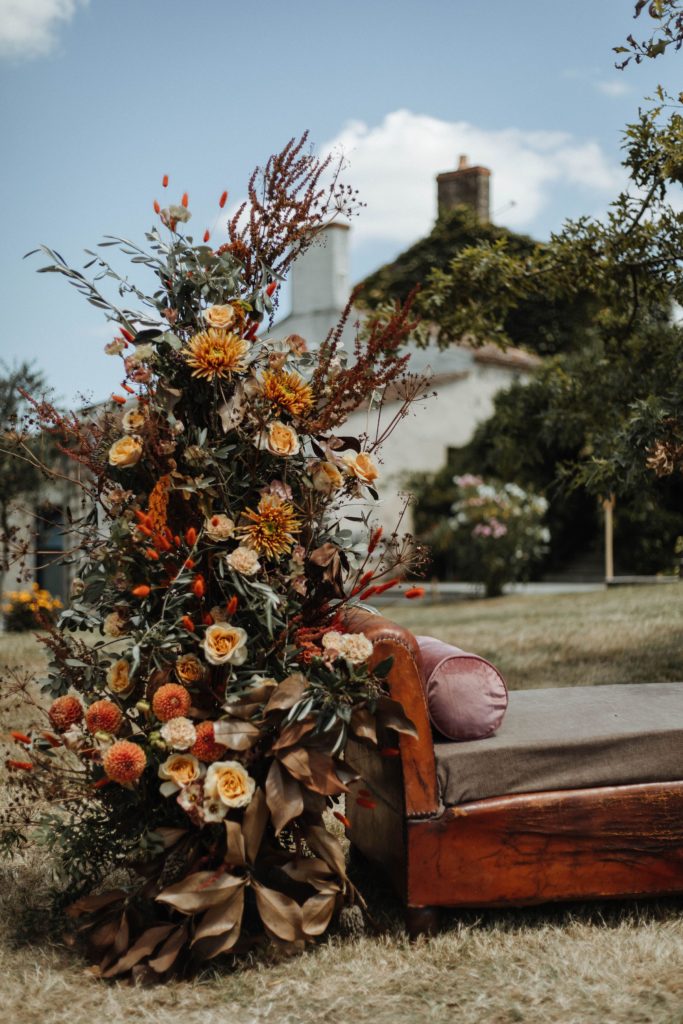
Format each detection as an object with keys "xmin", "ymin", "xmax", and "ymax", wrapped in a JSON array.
[
  {"xmin": 106, "ymin": 658, "xmax": 133, "ymax": 696},
  {"xmin": 204, "ymin": 513, "xmax": 235, "ymax": 542},
  {"xmin": 203, "ymin": 304, "xmax": 237, "ymax": 329},
  {"xmin": 204, "ymin": 760, "xmax": 255, "ymax": 808},
  {"xmin": 175, "ymin": 653, "xmax": 205, "ymax": 685},
  {"xmin": 122, "ymin": 407, "xmax": 147, "ymax": 434},
  {"xmin": 225, "ymin": 546, "xmax": 261, "ymax": 576},
  {"xmin": 260, "ymin": 421, "xmax": 300, "ymax": 457},
  {"xmin": 311, "ymin": 461, "xmax": 343, "ymax": 494},
  {"xmin": 103, "ymin": 610, "xmax": 127, "ymax": 637},
  {"xmin": 160, "ymin": 716, "xmax": 197, "ymax": 751},
  {"xmin": 108, "ymin": 435, "xmax": 143, "ymax": 468},
  {"xmin": 203, "ymin": 623, "xmax": 248, "ymax": 666},
  {"xmin": 158, "ymin": 752, "xmax": 204, "ymax": 796},
  {"xmin": 342, "ymin": 451, "xmax": 379, "ymax": 484}
]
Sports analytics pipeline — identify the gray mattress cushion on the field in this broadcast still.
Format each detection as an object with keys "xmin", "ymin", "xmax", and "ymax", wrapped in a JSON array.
[{"xmin": 435, "ymin": 682, "xmax": 683, "ymax": 806}]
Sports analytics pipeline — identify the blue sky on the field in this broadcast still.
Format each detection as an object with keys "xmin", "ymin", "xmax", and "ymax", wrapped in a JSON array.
[{"xmin": 0, "ymin": 0, "xmax": 680, "ymax": 403}]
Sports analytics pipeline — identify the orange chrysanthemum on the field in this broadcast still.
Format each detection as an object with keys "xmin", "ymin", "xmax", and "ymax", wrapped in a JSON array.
[
  {"xmin": 183, "ymin": 328, "xmax": 250, "ymax": 381},
  {"xmin": 48, "ymin": 695, "xmax": 84, "ymax": 732},
  {"xmin": 103, "ymin": 740, "xmax": 146, "ymax": 784},
  {"xmin": 152, "ymin": 683, "xmax": 192, "ymax": 722},
  {"xmin": 190, "ymin": 721, "xmax": 227, "ymax": 763},
  {"xmin": 237, "ymin": 495, "xmax": 301, "ymax": 559},
  {"xmin": 147, "ymin": 475, "xmax": 170, "ymax": 534},
  {"xmin": 85, "ymin": 700, "xmax": 123, "ymax": 735},
  {"xmin": 261, "ymin": 370, "xmax": 314, "ymax": 418}
]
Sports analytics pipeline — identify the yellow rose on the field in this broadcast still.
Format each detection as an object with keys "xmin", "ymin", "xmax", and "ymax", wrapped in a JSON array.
[
  {"xmin": 311, "ymin": 461, "xmax": 343, "ymax": 494},
  {"xmin": 108, "ymin": 435, "xmax": 143, "ymax": 468},
  {"xmin": 122, "ymin": 407, "xmax": 147, "ymax": 434},
  {"xmin": 343, "ymin": 451, "xmax": 379, "ymax": 484},
  {"xmin": 106, "ymin": 658, "xmax": 133, "ymax": 696},
  {"xmin": 158, "ymin": 753, "xmax": 204, "ymax": 795},
  {"xmin": 204, "ymin": 760, "xmax": 255, "ymax": 808},
  {"xmin": 175, "ymin": 653, "xmax": 205, "ymax": 685},
  {"xmin": 203, "ymin": 623, "xmax": 248, "ymax": 666},
  {"xmin": 262, "ymin": 421, "xmax": 300, "ymax": 457},
  {"xmin": 203, "ymin": 305, "xmax": 237, "ymax": 329}
]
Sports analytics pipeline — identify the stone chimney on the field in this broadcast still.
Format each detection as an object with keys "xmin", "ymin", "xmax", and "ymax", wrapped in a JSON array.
[
  {"xmin": 290, "ymin": 221, "xmax": 350, "ymax": 318},
  {"xmin": 436, "ymin": 154, "xmax": 491, "ymax": 223}
]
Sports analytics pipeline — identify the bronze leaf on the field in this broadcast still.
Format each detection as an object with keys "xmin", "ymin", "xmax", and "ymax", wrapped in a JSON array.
[
  {"xmin": 304, "ymin": 825, "xmax": 347, "ymax": 881},
  {"xmin": 242, "ymin": 787, "xmax": 269, "ymax": 863},
  {"xmin": 102, "ymin": 923, "xmax": 176, "ymax": 978},
  {"xmin": 265, "ymin": 760, "xmax": 304, "ymax": 835},
  {"xmin": 156, "ymin": 870, "xmax": 245, "ymax": 914},
  {"xmin": 148, "ymin": 923, "xmax": 189, "ymax": 974},
  {"xmin": 263, "ymin": 673, "xmax": 308, "ymax": 713},
  {"xmin": 252, "ymin": 881, "xmax": 303, "ymax": 943},
  {"xmin": 213, "ymin": 718, "xmax": 261, "ymax": 750},
  {"xmin": 301, "ymin": 893, "xmax": 336, "ymax": 937},
  {"xmin": 191, "ymin": 885, "xmax": 245, "ymax": 946}
]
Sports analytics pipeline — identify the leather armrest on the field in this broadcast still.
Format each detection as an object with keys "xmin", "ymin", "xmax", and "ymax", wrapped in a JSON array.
[{"xmin": 343, "ymin": 606, "xmax": 440, "ymax": 818}]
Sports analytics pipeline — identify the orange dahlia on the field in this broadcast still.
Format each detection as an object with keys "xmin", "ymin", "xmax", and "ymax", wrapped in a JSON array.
[
  {"xmin": 85, "ymin": 700, "xmax": 123, "ymax": 735},
  {"xmin": 261, "ymin": 369, "xmax": 314, "ymax": 418},
  {"xmin": 103, "ymin": 740, "xmax": 146, "ymax": 784},
  {"xmin": 48, "ymin": 696, "xmax": 84, "ymax": 732},
  {"xmin": 183, "ymin": 328, "xmax": 250, "ymax": 382},
  {"xmin": 190, "ymin": 721, "xmax": 227, "ymax": 763},
  {"xmin": 152, "ymin": 683, "xmax": 192, "ymax": 722}
]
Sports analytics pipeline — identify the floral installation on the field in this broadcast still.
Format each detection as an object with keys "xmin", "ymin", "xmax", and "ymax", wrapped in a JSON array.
[
  {"xmin": 1, "ymin": 134, "xmax": 430, "ymax": 979},
  {"xmin": 449, "ymin": 475, "xmax": 549, "ymax": 597}
]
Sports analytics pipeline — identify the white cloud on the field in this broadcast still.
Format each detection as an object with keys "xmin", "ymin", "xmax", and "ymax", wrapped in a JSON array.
[
  {"xmin": 595, "ymin": 79, "xmax": 631, "ymax": 98},
  {"xmin": 322, "ymin": 110, "xmax": 623, "ymax": 246},
  {"xmin": 0, "ymin": 0, "xmax": 87, "ymax": 59}
]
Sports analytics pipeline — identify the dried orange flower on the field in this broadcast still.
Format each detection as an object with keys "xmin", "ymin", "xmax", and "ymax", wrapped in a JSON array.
[
  {"xmin": 183, "ymin": 328, "xmax": 250, "ymax": 381},
  {"xmin": 152, "ymin": 683, "xmax": 192, "ymax": 722},
  {"xmin": 103, "ymin": 740, "xmax": 146, "ymax": 784},
  {"xmin": 237, "ymin": 494, "xmax": 301, "ymax": 559},
  {"xmin": 261, "ymin": 369, "xmax": 314, "ymax": 418},
  {"xmin": 190, "ymin": 721, "xmax": 227, "ymax": 763}
]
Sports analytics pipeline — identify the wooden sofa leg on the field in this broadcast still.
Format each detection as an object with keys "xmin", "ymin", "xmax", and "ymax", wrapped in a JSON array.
[{"xmin": 405, "ymin": 905, "xmax": 440, "ymax": 939}]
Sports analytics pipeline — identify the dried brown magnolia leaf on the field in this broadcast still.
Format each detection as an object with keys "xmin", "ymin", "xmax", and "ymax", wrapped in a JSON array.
[
  {"xmin": 113, "ymin": 911, "xmax": 130, "ymax": 956},
  {"xmin": 375, "ymin": 696, "xmax": 418, "ymax": 738},
  {"xmin": 89, "ymin": 916, "xmax": 122, "ymax": 951},
  {"xmin": 302, "ymin": 893, "xmax": 336, "ymax": 937},
  {"xmin": 102, "ymin": 924, "xmax": 176, "ymax": 978},
  {"xmin": 253, "ymin": 881, "xmax": 303, "ymax": 942},
  {"xmin": 192, "ymin": 913, "xmax": 243, "ymax": 961},
  {"xmin": 191, "ymin": 885, "xmax": 245, "ymax": 945},
  {"xmin": 264, "ymin": 673, "xmax": 307, "ymax": 713},
  {"xmin": 148, "ymin": 923, "xmax": 189, "ymax": 974},
  {"xmin": 305, "ymin": 825, "xmax": 347, "ymax": 880},
  {"xmin": 242, "ymin": 786, "xmax": 269, "ymax": 863},
  {"xmin": 350, "ymin": 706, "xmax": 377, "ymax": 744},
  {"xmin": 154, "ymin": 827, "xmax": 188, "ymax": 848},
  {"xmin": 266, "ymin": 759, "xmax": 304, "ymax": 835},
  {"xmin": 279, "ymin": 747, "xmax": 349, "ymax": 796},
  {"xmin": 281, "ymin": 857, "xmax": 341, "ymax": 894},
  {"xmin": 224, "ymin": 820, "xmax": 246, "ymax": 867},
  {"xmin": 156, "ymin": 870, "xmax": 245, "ymax": 914},
  {"xmin": 213, "ymin": 718, "xmax": 261, "ymax": 750},
  {"xmin": 272, "ymin": 718, "xmax": 315, "ymax": 750},
  {"xmin": 66, "ymin": 889, "xmax": 127, "ymax": 919}
]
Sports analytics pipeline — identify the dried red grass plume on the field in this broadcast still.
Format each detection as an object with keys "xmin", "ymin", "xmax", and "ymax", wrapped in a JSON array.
[
  {"xmin": 111, "ymin": 394, "xmax": 126, "ymax": 405},
  {"xmin": 162, "ymin": 174, "xmax": 169, "ymax": 188},
  {"xmin": 404, "ymin": 586, "xmax": 425, "ymax": 600},
  {"xmin": 181, "ymin": 615, "xmax": 195, "ymax": 632},
  {"xmin": 6, "ymin": 760, "xmax": 33, "ymax": 771},
  {"xmin": 10, "ymin": 731, "xmax": 31, "ymax": 745},
  {"xmin": 185, "ymin": 527, "xmax": 197, "ymax": 546},
  {"xmin": 181, "ymin": 192, "xmax": 189, "ymax": 208},
  {"xmin": 203, "ymin": 229, "xmax": 210, "ymax": 243},
  {"xmin": 131, "ymin": 584, "xmax": 151, "ymax": 599},
  {"xmin": 219, "ymin": 190, "xmax": 228, "ymax": 208},
  {"xmin": 226, "ymin": 595, "xmax": 238, "ymax": 616},
  {"xmin": 153, "ymin": 199, "xmax": 161, "ymax": 214},
  {"xmin": 191, "ymin": 575, "xmax": 205, "ymax": 599}
]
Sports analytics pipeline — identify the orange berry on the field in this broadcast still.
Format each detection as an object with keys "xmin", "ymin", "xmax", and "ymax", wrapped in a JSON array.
[{"xmin": 132, "ymin": 584, "xmax": 151, "ymax": 599}]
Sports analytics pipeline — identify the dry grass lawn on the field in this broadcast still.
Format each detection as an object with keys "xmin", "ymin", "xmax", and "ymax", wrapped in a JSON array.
[{"xmin": 1, "ymin": 584, "xmax": 683, "ymax": 1024}]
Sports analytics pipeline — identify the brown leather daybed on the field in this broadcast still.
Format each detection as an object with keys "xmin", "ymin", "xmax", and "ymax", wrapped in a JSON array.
[{"xmin": 345, "ymin": 610, "xmax": 683, "ymax": 936}]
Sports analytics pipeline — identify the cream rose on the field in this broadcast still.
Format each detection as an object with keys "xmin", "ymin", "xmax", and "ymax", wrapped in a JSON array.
[
  {"xmin": 108, "ymin": 435, "xmax": 143, "ymax": 468},
  {"xmin": 106, "ymin": 658, "xmax": 133, "ymax": 696},
  {"xmin": 103, "ymin": 611, "xmax": 127, "ymax": 638},
  {"xmin": 203, "ymin": 304, "xmax": 237, "ymax": 329},
  {"xmin": 204, "ymin": 760, "xmax": 255, "ymax": 808},
  {"xmin": 260, "ymin": 421, "xmax": 300, "ymax": 457},
  {"xmin": 203, "ymin": 623, "xmax": 248, "ymax": 666},
  {"xmin": 122, "ymin": 407, "xmax": 147, "ymax": 434},
  {"xmin": 225, "ymin": 546, "xmax": 261, "ymax": 576},
  {"xmin": 322, "ymin": 631, "xmax": 374, "ymax": 665},
  {"xmin": 204, "ymin": 513, "xmax": 235, "ymax": 542},
  {"xmin": 342, "ymin": 451, "xmax": 379, "ymax": 484},
  {"xmin": 175, "ymin": 653, "xmax": 205, "ymax": 685},
  {"xmin": 158, "ymin": 752, "xmax": 204, "ymax": 796},
  {"xmin": 160, "ymin": 716, "xmax": 197, "ymax": 751},
  {"xmin": 311, "ymin": 461, "xmax": 343, "ymax": 494}
]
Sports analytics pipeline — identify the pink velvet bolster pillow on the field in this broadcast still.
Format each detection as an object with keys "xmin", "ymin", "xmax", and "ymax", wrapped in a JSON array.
[{"xmin": 416, "ymin": 636, "xmax": 508, "ymax": 741}]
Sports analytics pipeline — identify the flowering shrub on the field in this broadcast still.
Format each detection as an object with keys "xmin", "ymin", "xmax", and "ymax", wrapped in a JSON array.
[
  {"xmin": 0, "ymin": 136, "xmax": 429, "ymax": 978},
  {"xmin": 2, "ymin": 584, "xmax": 62, "ymax": 631},
  {"xmin": 449, "ymin": 475, "xmax": 550, "ymax": 596}
]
